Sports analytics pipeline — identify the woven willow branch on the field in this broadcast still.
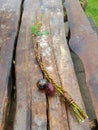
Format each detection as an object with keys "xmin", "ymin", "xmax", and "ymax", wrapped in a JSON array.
[{"xmin": 32, "ymin": 22, "xmax": 88, "ymax": 123}]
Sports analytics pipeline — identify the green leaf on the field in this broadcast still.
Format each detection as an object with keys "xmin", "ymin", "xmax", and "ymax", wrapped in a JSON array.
[
  {"xmin": 36, "ymin": 31, "xmax": 43, "ymax": 36},
  {"xmin": 43, "ymin": 30, "xmax": 49, "ymax": 35},
  {"xmin": 32, "ymin": 26, "xmax": 35, "ymax": 34}
]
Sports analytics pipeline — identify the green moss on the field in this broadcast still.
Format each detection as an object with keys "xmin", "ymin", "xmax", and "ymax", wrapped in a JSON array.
[{"xmin": 85, "ymin": 0, "xmax": 98, "ymax": 26}]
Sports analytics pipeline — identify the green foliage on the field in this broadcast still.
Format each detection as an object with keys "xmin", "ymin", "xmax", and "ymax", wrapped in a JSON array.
[
  {"xmin": 32, "ymin": 23, "xmax": 49, "ymax": 36},
  {"xmin": 85, "ymin": 0, "xmax": 98, "ymax": 26},
  {"xmin": 62, "ymin": 0, "xmax": 65, "ymax": 5},
  {"xmin": 79, "ymin": 0, "xmax": 88, "ymax": 9}
]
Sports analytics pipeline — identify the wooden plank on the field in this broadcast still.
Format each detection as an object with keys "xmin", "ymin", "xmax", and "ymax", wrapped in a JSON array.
[
  {"xmin": 37, "ymin": 1, "xmax": 70, "ymax": 130},
  {"xmin": 46, "ymin": 1, "xmax": 90, "ymax": 130},
  {"xmin": 14, "ymin": 0, "xmax": 69, "ymax": 130},
  {"xmin": 65, "ymin": 0, "xmax": 98, "ymax": 121},
  {"xmin": 36, "ymin": 13, "xmax": 69, "ymax": 130},
  {"xmin": 0, "ymin": 0, "xmax": 22, "ymax": 129},
  {"xmin": 14, "ymin": 1, "xmax": 47, "ymax": 130}
]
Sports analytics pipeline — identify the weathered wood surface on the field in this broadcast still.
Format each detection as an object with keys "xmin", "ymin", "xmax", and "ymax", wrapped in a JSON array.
[
  {"xmin": 0, "ymin": 0, "xmax": 22, "ymax": 129},
  {"xmin": 65, "ymin": 0, "xmax": 98, "ymax": 121},
  {"xmin": 35, "ymin": 12, "xmax": 69, "ymax": 130},
  {"xmin": 14, "ymin": 0, "xmax": 90, "ymax": 130},
  {"xmin": 71, "ymin": 52, "xmax": 96, "ymax": 122},
  {"xmin": 14, "ymin": 0, "xmax": 68, "ymax": 129},
  {"xmin": 14, "ymin": 1, "xmax": 47, "ymax": 130},
  {"xmin": 47, "ymin": 1, "xmax": 90, "ymax": 129}
]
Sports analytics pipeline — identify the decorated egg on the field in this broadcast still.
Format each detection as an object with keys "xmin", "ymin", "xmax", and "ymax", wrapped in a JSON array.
[
  {"xmin": 45, "ymin": 83, "xmax": 55, "ymax": 96},
  {"xmin": 37, "ymin": 79, "xmax": 47, "ymax": 89}
]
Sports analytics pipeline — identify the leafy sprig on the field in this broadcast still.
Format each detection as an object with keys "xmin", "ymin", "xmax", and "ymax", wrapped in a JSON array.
[{"xmin": 32, "ymin": 23, "xmax": 49, "ymax": 36}]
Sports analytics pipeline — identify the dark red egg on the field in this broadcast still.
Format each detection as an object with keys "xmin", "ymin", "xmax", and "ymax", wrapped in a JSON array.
[{"xmin": 45, "ymin": 83, "xmax": 55, "ymax": 96}]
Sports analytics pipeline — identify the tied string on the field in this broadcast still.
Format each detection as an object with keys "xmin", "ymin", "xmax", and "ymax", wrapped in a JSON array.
[{"xmin": 32, "ymin": 23, "xmax": 88, "ymax": 123}]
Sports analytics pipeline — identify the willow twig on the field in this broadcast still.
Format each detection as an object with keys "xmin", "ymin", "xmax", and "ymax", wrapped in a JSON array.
[{"xmin": 32, "ymin": 22, "xmax": 88, "ymax": 123}]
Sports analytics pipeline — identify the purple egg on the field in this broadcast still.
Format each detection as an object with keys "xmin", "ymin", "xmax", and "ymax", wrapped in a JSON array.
[{"xmin": 45, "ymin": 83, "xmax": 55, "ymax": 96}]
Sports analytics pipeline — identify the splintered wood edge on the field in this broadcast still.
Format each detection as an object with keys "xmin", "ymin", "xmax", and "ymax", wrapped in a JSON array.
[{"xmin": 0, "ymin": 0, "xmax": 22, "ymax": 129}]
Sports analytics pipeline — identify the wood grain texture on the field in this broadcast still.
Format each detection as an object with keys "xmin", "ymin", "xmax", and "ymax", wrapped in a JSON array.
[
  {"xmin": 71, "ymin": 52, "xmax": 96, "ymax": 121},
  {"xmin": 36, "ymin": 13, "xmax": 69, "ymax": 130},
  {"xmin": 65, "ymin": 0, "xmax": 98, "ymax": 121},
  {"xmin": 0, "ymin": 0, "xmax": 22, "ymax": 129},
  {"xmin": 14, "ymin": 0, "xmax": 90, "ymax": 130},
  {"xmin": 14, "ymin": 0, "xmax": 69, "ymax": 130},
  {"xmin": 14, "ymin": 1, "xmax": 47, "ymax": 130},
  {"xmin": 37, "ymin": 0, "xmax": 90, "ymax": 129},
  {"xmin": 47, "ymin": 1, "xmax": 90, "ymax": 129}
]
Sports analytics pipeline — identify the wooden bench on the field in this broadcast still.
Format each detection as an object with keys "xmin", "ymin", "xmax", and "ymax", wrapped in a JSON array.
[{"xmin": 0, "ymin": 0, "xmax": 98, "ymax": 130}]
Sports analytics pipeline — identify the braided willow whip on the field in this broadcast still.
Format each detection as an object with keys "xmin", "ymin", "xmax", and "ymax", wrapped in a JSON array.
[{"xmin": 32, "ymin": 22, "xmax": 88, "ymax": 123}]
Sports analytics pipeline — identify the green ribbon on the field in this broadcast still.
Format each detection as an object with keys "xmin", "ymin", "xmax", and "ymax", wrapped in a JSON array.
[{"xmin": 31, "ymin": 26, "xmax": 35, "ymax": 34}]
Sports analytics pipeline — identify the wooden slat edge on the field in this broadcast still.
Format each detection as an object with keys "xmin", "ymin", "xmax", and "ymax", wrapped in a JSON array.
[
  {"xmin": 65, "ymin": 0, "xmax": 98, "ymax": 121},
  {"xmin": 0, "ymin": 0, "xmax": 22, "ymax": 129},
  {"xmin": 48, "ymin": 0, "xmax": 90, "ymax": 129},
  {"xmin": 14, "ymin": 0, "xmax": 47, "ymax": 130}
]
